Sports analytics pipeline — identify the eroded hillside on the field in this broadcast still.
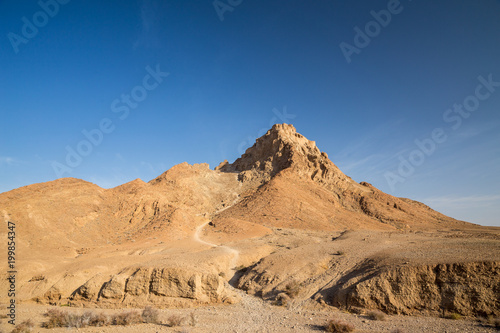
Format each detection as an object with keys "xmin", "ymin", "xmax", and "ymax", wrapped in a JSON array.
[{"xmin": 0, "ymin": 124, "xmax": 498, "ymax": 318}]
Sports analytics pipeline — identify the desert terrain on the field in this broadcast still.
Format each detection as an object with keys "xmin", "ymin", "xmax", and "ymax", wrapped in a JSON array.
[{"xmin": 1, "ymin": 124, "xmax": 498, "ymax": 332}]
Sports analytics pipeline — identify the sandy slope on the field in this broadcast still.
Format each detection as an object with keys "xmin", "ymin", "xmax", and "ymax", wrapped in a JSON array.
[{"xmin": 1, "ymin": 226, "xmax": 498, "ymax": 332}]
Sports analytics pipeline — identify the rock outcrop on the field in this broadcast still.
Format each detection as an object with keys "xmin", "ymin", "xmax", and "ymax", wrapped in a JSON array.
[
  {"xmin": 70, "ymin": 267, "xmax": 238, "ymax": 308},
  {"xmin": 333, "ymin": 261, "xmax": 500, "ymax": 317},
  {"xmin": 220, "ymin": 124, "xmax": 355, "ymax": 192}
]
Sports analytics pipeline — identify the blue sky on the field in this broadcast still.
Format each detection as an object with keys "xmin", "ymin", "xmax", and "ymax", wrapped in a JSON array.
[{"xmin": 1, "ymin": 0, "xmax": 499, "ymax": 226}]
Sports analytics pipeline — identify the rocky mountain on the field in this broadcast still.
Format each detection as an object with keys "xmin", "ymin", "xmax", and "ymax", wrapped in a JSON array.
[
  {"xmin": 0, "ymin": 124, "xmax": 498, "ymax": 318},
  {"xmin": 215, "ymin": 124, "xmax": 469, "ymax": 232}
]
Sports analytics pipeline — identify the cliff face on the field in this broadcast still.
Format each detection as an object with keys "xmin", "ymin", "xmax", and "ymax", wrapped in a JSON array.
[
  {"xmin": 334, "ymin": 261, "xmax": 500, "ymax": 317},
  {"xmin": 69, "ymin": 266, "xmax": 239, "ymax": 308}
]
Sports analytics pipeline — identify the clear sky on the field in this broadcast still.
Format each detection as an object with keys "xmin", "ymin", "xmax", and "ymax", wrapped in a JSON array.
[{"xmin": 1, "ymin": 0, "xmax": 499, "ymax": 226}]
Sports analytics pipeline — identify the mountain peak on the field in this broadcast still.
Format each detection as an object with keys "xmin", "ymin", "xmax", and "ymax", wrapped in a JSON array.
[
  {"xmin": 219, "ymin": 124, "xmax": 353, "ymax": 190},
  {"xmin": 268, "ymin": 122, "xmax": 297, "ymax": 135}
]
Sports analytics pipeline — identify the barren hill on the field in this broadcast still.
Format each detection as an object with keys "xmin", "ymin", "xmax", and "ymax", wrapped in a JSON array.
[
  {"xmin": 215, "ymin": 123, "xmax": 472, "ymax": 232},
  {"xmin": 0, "ymin": 124, "xmax": 498, "ymax": 321}
]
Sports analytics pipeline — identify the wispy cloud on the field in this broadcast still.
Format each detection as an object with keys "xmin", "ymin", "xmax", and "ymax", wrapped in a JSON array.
[
  {"xmin": 0, "ymin": 156, "xmax": 18, "ymax": 166},
  {"xmin": 134, "ymin": 0, "xmax": 161, "ymax": 49},
  {"xmin": 331, "ymin": 119, "xmax": 411, "ymax": 184},
  {"xmin": 140, "ymin": 161, "xmax": 166, "ymax": 175},
  {"xmin": 421, "ymin": 195, "xmax": 500, "ymax": 209},
  {"xmin": 338, "ymin": 154, "xmax": 377, "ymax": 172},
  {"xmin": 115, "ymin": 153, "xmax": 125, "ymax": 161},
  {"xmin": 333, "ymin": 118, "xmax": 407, "ymax": 159},
  {"xmin": 453, "ymin": 120, "xmax": 500, "ymax": 140}
]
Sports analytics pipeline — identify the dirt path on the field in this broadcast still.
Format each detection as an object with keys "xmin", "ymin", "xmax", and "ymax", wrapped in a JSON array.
[
  {"xmin": 193, "ymin": 196, "xmax": 241, "ymax": 270},
  {"xmin": 193, "ymin": 220, "xmax": 217, "ymax": 247},
  {"xmin": 193, "ymin": 219, "xmax": 240, "ymax": 270}
]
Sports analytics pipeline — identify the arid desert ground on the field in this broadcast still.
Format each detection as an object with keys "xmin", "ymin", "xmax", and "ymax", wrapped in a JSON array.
[{"xmin": 1, "ymin": 124, "xmax": 499, "ymax": 332}]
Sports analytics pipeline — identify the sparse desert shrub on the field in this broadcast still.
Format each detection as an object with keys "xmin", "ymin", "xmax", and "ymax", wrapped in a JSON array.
[
  {"xmin": 188, "ymin": 312, "xmax": 197, "ymax": 327},
  {"xmin": 167, "ymin": 314, "xmax": 185, "ymax": 327},
  {"xmin": 446, "ymin": 313, "xmax": 462, "ymax": 320},
  {"xmin": 235, "ymin": 265, "xmax": 248, "ymax": 272},
  {"xmin": 485, "ymin": 315, "xmax": 500, "ymax": 328},
  {"xmin": 347, "ymin": 307, "xmax": 363, "ymax": 315},
  {"xmin": 28, "ymin": 274, "xmax": 45, "ymax": 282},
  {"xmin": 284, "ymin": 281, "xmax": 301, "ymax": 298},
  {"xmin": 88, "ymin": 312, "xmax": 109, "ymax": 326},
  {"xmin": 43, "ymin": 309, "xmax": 108, "ymax": 328},
  {"xmin": 42, "ymin": 309, "xmax": 67, "ymax": 328},
  {"xmin": 39, "ymin": 307, "xmax": 169, "ymax": 329},
  {"xmin": 78, "ymin": 311, "xmax": 94, "ymax": 327},
  {"xmin": 43, "ymin": 308, "xmax": 60, "ymax": 317},
  {"xmin": 336, "ymin": 251, "xmax": 345, "ymax": 256},
  {"xmin": 111, "ymin": 311, "xmax": 142, "ymax": 326},
  {"xmin": 273, "ymin": 292, "xmax": 291, "ymax": 307},
  {"xmin": 61, "ymin": 313, "xmax": 82, "ymax": 328},
  {"xmin": 367, "ymin": 310, "xmax": 386, "ymax": 321},
  {"xmin": 11, "ymin": 319, "xmax": 34, "ymax": 333},
  {"xmin": 325, "ymin": 319, "xmax": 355, "ymax": 332},
  {"xmin": 141, "ymin": 306, "xmax": 160, "ymax": 324}
]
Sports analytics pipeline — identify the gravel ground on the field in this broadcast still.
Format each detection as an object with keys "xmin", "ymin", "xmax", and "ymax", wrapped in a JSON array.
[{"xmin": 2, "ymin": 287, "xmax": 497, "ymax": 333}]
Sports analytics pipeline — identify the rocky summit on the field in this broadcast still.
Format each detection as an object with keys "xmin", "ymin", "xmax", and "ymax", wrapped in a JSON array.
[{"xmin": 0, "ymin": 124, "xmax": 499, "ymax": 330}]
